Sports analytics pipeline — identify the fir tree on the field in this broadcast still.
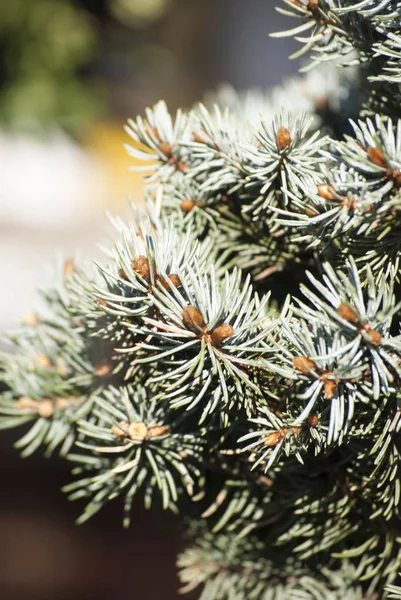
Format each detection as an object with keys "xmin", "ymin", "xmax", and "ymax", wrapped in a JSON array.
[{"xmin": 2, "ymin": 1, "xmax": 401, "ymax": 597}]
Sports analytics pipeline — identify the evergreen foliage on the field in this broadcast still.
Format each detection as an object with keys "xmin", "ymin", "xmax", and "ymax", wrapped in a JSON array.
[{"xmin": 2, "ymin": 1, "xmax": 401, "ymax": 597}]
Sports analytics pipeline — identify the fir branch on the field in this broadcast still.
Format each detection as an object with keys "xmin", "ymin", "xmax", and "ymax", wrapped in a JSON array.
[
  {"xmin": 65, "ymin": 385, "xmax": 205, "ymax": 525},
  {"xmin": 177, "ymin": 526, "xmax": 375, "ymax": 600}
]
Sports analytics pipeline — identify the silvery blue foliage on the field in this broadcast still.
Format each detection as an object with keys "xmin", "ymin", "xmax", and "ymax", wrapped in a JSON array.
[{"xmin": 1, "ymin": 2, "xmax": 401, "ymax": 598}]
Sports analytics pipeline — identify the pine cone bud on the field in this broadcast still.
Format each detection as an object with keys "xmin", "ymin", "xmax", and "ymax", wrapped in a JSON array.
[
  {"xmin": 293, "ymin": 355, "xmax": 318, "ymax": 375},
  {"xmin": 366, "ymin": 327, "xmax": 382, "ymax": 347},
  {"xmin": 128, "ymin": 421, "xmax": 148, "ymax": 441},
  {"xmin": 148, "ymin": 126, "xmax": 162, "ymax": 143},
  {"xmin": 38, "ymin": 399, "xmax": 54, "ymax": 419},
  {"xmin": 94, "ymin": 363, "xmax": 111, "ymax": 377},
  {"xmin": 147, "ymin": 425, "xmax": 170, "ymax": 439},
  {"xmin": 317, "ymin": 185, "xmax": 336, "ymax": 200},
  {"xmin": 276, "ymin": 127, "xmax": 292, "ymax": 151},
  {"xmin": 159, "ymin": 142, "xmax": 173, "ymax": 157},
  {"xmin": 308, "ymin": 415, "xmax": 319, "ymax": 427},
  {"xmin": 111, "ymin": 422, "xmax": 129, "ymax": 440},
  {"xmin": 337, "ymin": 303, "xmax": 360, "ymax": 324},
  {"xmin": 305, "ymin": 204, "xmax": 318, "ymax": 217},
  {"xmin": 182, "ymin": 305, "xmax": 206, "ymax": 332},
  {"xmin": 210, "ymin": 323, "xmax": 234, "ymax": 346},
  {"xmin": 132, "ymin": 255, "xmax": 151, "ymax": 282},
  {"xmin": 55, "ymin": 396, "xmax": 68, "ymax": 410},
  {"xmin": 180, "ymin": 199, "xmax": 196, "ymax": 213},
  {"xmin": 159, "ymin": 274, "xmax": 182, "ymax": 289},
  {"xmin": 16, "ymin": 396, "xmax": 38, "ymax": 411},
  {"xmin": 176, "ymin": 160, "xmax": 190, "ymax": 173},
  {"xmin": 393, "ymin": 170, "xmax": 401, "ymax": 186},
  {"xmin": 294, "ymin": 0, "xmax": 318, "ymax": 7},
  {"xmin": 192, "ymin": 130, "xmax": 208, "ymax": 143},
  {"xmin": 367, "ymin": 146, "xmax": 387, "ymax": 169},
  {"xmin": 264, "ymin": 429, "xmax": 288, "ymax": 447},
  {"xmin": 258, "ymin": 475, "xmax": 274, "ymax": 487},
  {"xmin": 323, "ymin": 379, "xmax": 337, "ymax": 400},
  {"xmin": 119, "ymin": 268, "xmax": 128, "ymax": 281}
]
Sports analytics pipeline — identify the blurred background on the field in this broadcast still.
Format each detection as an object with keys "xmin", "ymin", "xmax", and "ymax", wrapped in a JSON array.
[{"xmin": 0, "ymin": 1, "xmax": 298, "ymax": 598}]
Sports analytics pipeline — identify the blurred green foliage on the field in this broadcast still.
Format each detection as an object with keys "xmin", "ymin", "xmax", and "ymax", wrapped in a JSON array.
[
  {"xmin": 0, "ymin": 0, "xmax": 171, "ymax": 135},
  {"xmin": 110, "ymin": 0, "xmax": 171, "ymax": 27},
  {"xmin": 0, "ymin": 0, "xmax": 104, "ymax": 134}
]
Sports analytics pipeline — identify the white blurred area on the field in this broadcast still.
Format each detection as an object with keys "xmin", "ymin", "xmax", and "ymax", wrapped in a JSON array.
[
  {"xmin": 0, "ymin": 132, "xmax": 130, "ymax": 332},
  {"xmin": 0, "ymin": 133, "xmax": 104, "ymax": 229}
]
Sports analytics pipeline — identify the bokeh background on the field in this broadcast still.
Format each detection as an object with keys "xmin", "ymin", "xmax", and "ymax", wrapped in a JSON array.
[{"xmin": 0, "ymin": 2, "xmax": 298, "ymax": 598}]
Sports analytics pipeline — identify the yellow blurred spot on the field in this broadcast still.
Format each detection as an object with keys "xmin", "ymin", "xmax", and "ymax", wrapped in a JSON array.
[{"xmin": 84, "ymin": 122, "xmax": 154, "ymax": 211}]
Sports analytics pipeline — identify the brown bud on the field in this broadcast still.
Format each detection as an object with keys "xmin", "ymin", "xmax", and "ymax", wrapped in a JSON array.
[
  {"xmin": 393, "ymin": 170, "xmax": 401, "ymax": 186},
  {"xmin": 180, "ymin": 199, "xmax": 196, "ymax": 213},
  {"xmin": 147, "ymin": 425, "xmax": 170, "ymax": 439},
  {"xmin": 96, "ymin": 297, "xmax": 108, "ymax": 307},
  {"xmin": 365, "ymin": 327, "xmax": 382, "ymax": 347},
  {"xmin": 176, "ymin": 160, "xmax": 190, "ymax": 173},
  {"xmin": 341, "ymin": 196, "xmax": 359, "ymax": 211},
  {"xmin": 38, "ymin": 399, "xmax": 54, "ymax": 419},
  {"xmin": 337, "ymin": 303, "xmax": 360, "ymax": 324},
  {"xmin": 182, "ymin": 305, "xmax": 206, "ymax": 332},
  {"xmin": 323, "ymin": 379, "xmax": 337, "ymax": 400},
  {"xmin": 94, "ymin": 363, "xmax": 111, "ymax": 377},
  {"xmin": 317, "ymin": 184, "xmax": 336, "ymax": 200},
  {"xmin": 37, "ymin": 354, "xmax": 51, "ymax": 369},
  {"xmin": 308, "ymin": 415, "xmax": 319, "ymax": 427},
  {"xmin": 16, "ymin": 396, "xmax": 38, "ymax": 411},
  {"xmin": 258, "ymin": 475, "xmax": 274, "ymax": 487},
  {"xmin": 294, "ymin": 0, "xmax": 318, "ymax": 7},
  {"xmin": 149, "ymin": 126, "xmax": 162, "ymax": 143},
  {"xmin": 276, "ymin": 127, "xmax": 292, "ymax": 151},
  {"xmin": 167, "ymin": 273, "xmax": 181, "ymax": 288},
  {"xmin": 293, "ymin": 355, "xmax": 318, "ymax": 375},
  {"xmin": 264, "ymin": 428, "xmax": 288, "ymax": 447},
  {"xmin": 210, "ymin": 324, "xmax": 235, "ymax": 346},
  {"xmin": 111, "ymin": 422, "xmax": 129, "ymax": 440},
  {"xmin": 132, "ymin": 255, "xmax": 151, "ymax": 282},
  {"xmin": 158, "ymin": 142, "xmax": 173, "ymax": 157},
  {"xmin": 192, "ymin": 130, "xmax": 208, "ymax": 143},
  {"xmin": 314, "ymin": 95, "xmax": 328, "ymax": 111},
  {"xmin": 305, "ymin": 204, "xmax": 318, "ymax": 217},
  {"xmin": 63, "ymin": 259, "xmax": 76, "ymax": 278},
  {"xmin": 159, "ymin": 274, "xmax": 182, "ymax": 289},
  {"xmin": 119, "ymin": 268, "xmax": 128, "ymax": 281},
  {"xmin": 261, "ymin": 317, "xmax": 273, "ymax": 328},
  {"xmin": 367, "ymin": 146, "xmax": 387, "ymax": 169},
  {"xmin": 128, "ymin": 421, "xmax": 148, "ymax": 441},
  {"xmin": 55, "ymin": 396, "xmax": 68, "ymax": 410}
]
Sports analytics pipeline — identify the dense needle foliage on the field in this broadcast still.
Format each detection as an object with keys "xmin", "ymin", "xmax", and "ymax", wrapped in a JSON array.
[{"xmin": 2, "ymin": 1, "xmax": 401, "ymax": 598}]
